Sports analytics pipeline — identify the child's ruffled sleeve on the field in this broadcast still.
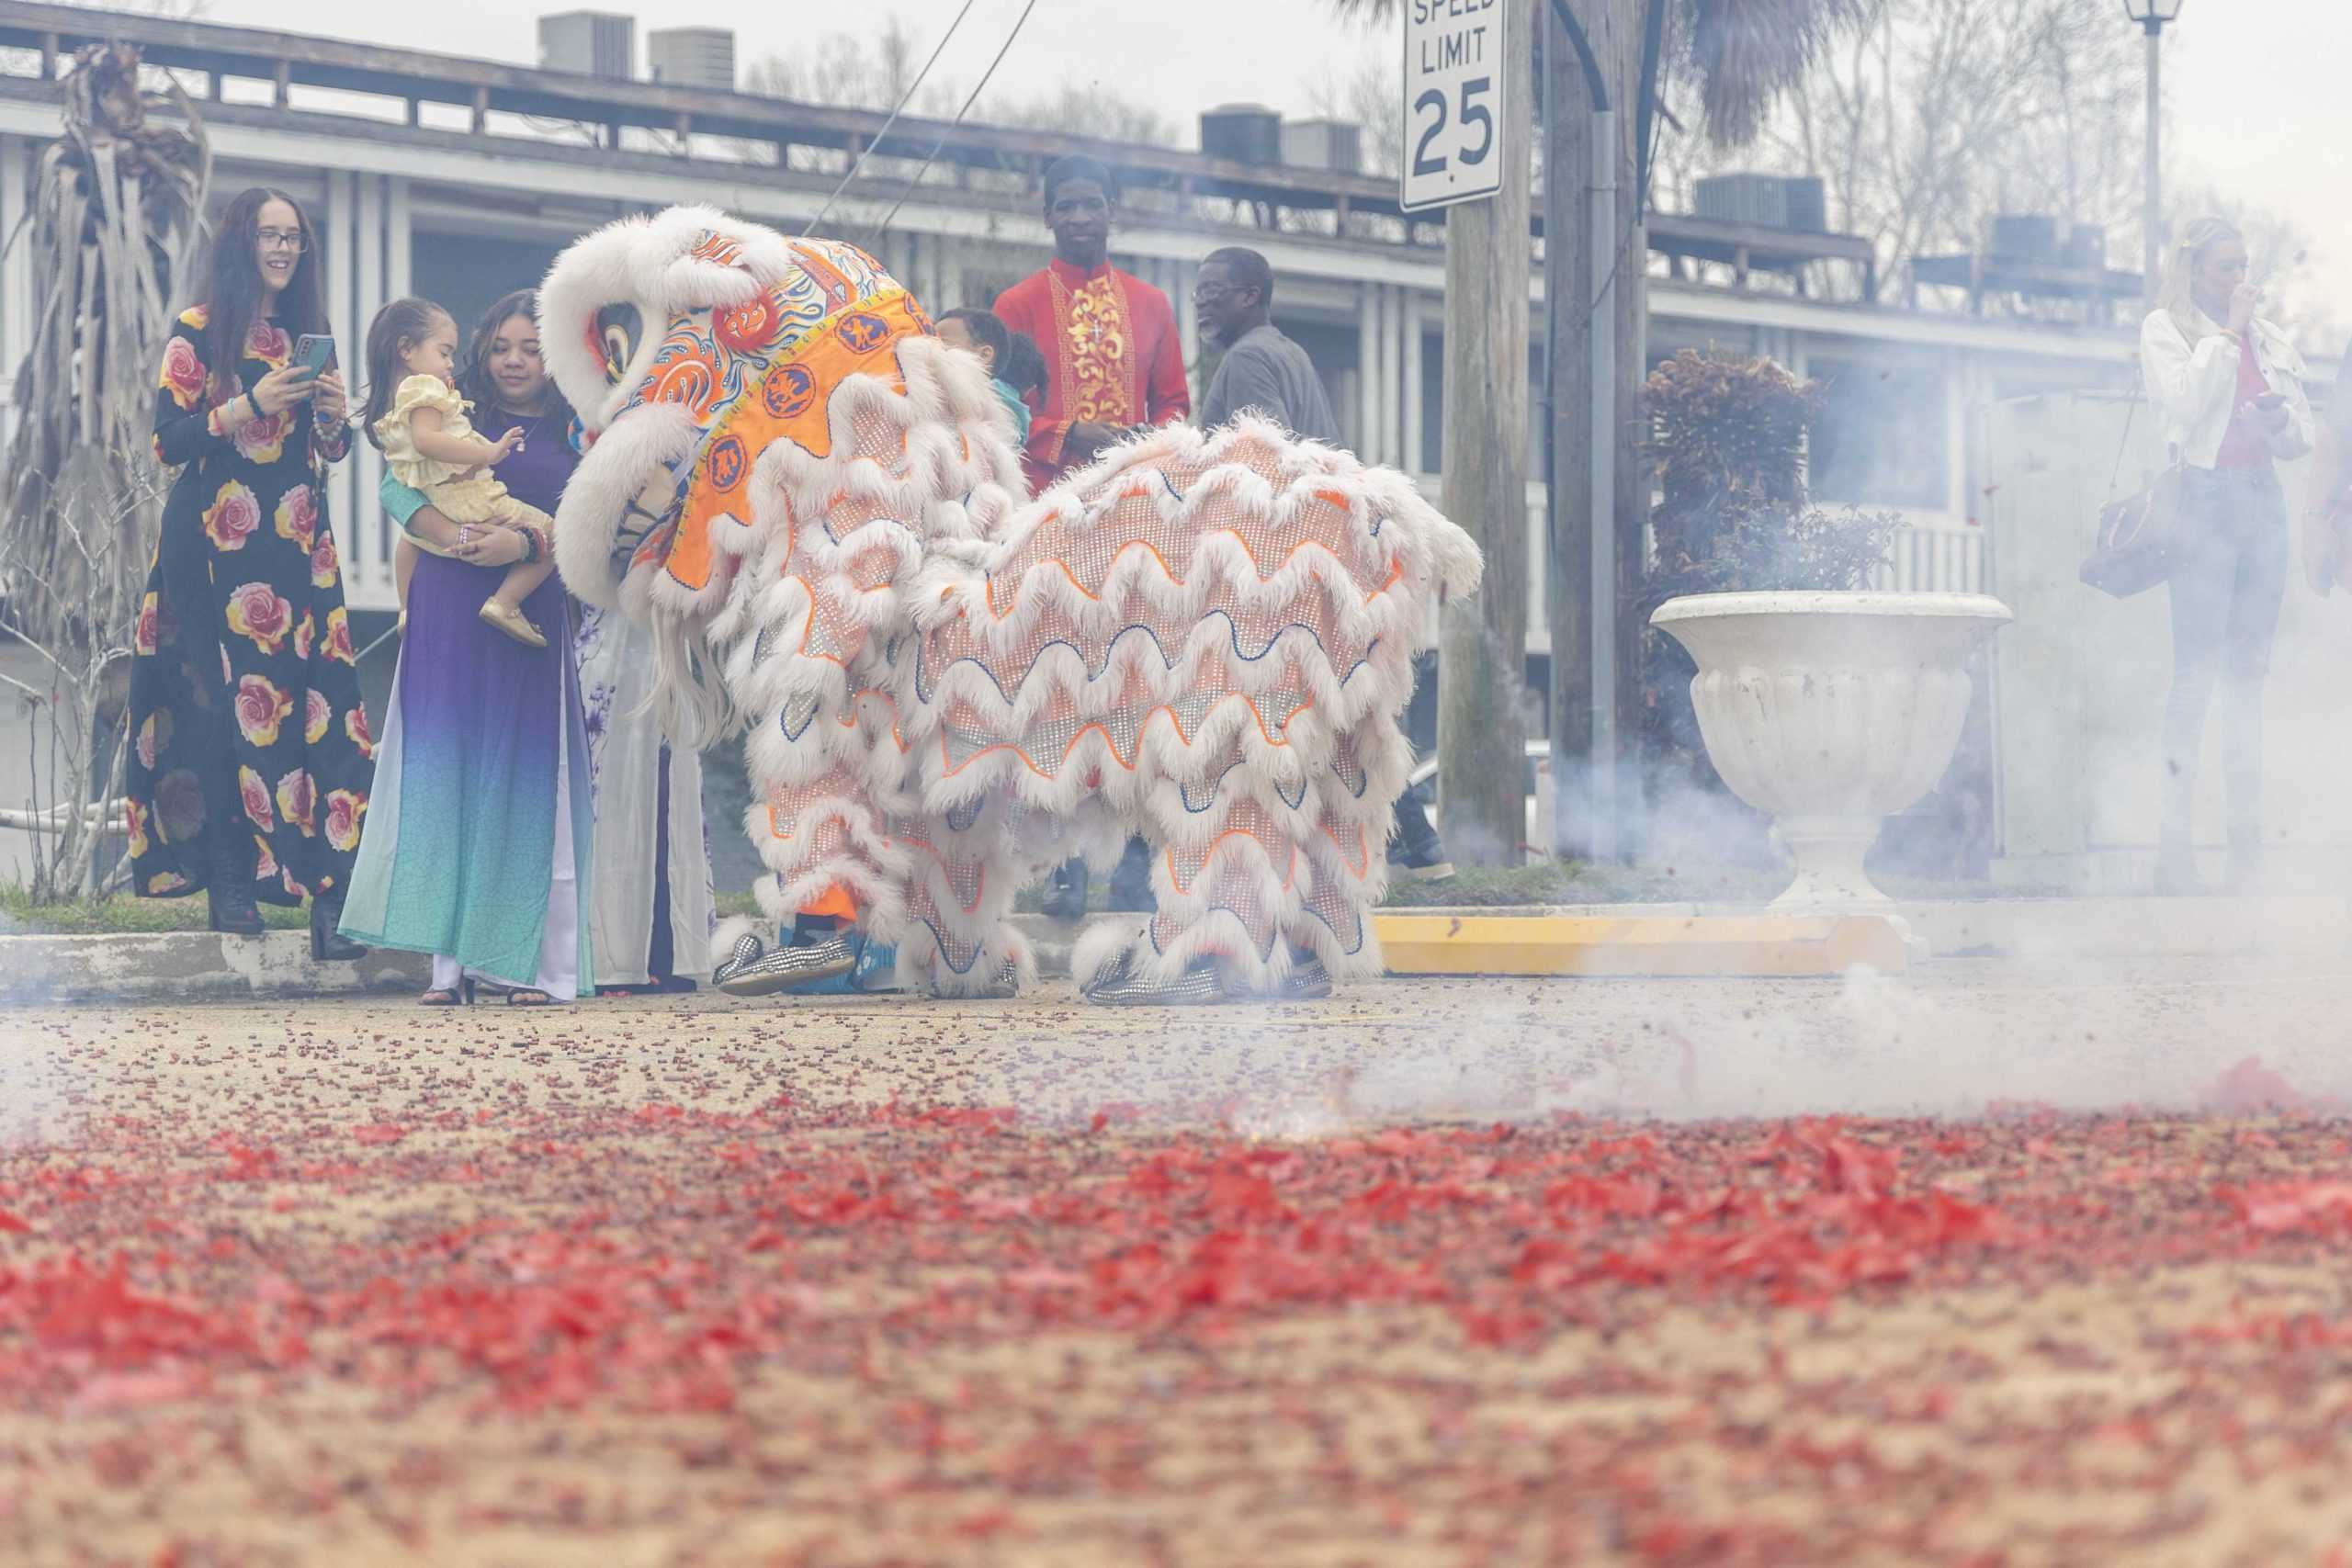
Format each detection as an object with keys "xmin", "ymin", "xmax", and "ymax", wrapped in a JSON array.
[
  {"xmin": 378, "ymin": 375, "xmax": 469, "ymax": 483},
  {"xmin": 390, "ymin": 374, "xmax": 466, "ymax": 425}
]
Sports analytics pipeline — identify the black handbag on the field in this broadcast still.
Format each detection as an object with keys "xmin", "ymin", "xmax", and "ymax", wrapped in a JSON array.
[{"xmin": 2079, "ymin": 386, "xmax": 2180, "ymax": 599}]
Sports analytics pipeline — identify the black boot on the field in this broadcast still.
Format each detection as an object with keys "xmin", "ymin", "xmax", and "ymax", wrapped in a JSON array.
[
  {"xmin": 1041, "ymin": 858, "xmax": 1090, "ymax": 922},
  {"xmin": 1107, "ymin": 836, "xmax": 1157, "ymax": 913},
  {"xmin": 2225, "ymin": 827, "xmax": 2267, "ymax": 897},
  {"xmin": 310, "ymin": 888, "xmax": 367, "ymax": 961},
  {"xmin": 1387, "ymin": 792, "xmax": 1455, "ymax": 881},
  {"xmin": 206, "ymin": 833, "xmax": 265, "ymax": 937}
]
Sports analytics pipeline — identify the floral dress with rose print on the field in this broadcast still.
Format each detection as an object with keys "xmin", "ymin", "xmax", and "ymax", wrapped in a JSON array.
[{"xmin": 125, "ymin": 306, "xmax": 371, "ymax": 905}]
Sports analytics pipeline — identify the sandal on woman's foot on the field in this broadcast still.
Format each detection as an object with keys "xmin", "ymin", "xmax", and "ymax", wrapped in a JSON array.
[
  {"xmin": 502, "ymin": 987, "xmax": 556, "ymax": 1007},
  {"xmin": 420, "ymin": 981, "xmax": 473, "ymax": 1007},
  {"xmin": 478, "ymin": 599, "xmax": 548, "ymax": 649}
]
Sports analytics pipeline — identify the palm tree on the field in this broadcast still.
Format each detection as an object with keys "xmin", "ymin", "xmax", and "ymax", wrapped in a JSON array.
[
  {"xmin": 1331, "ymin": 0, "xmax": 1861, "ymax": 152},
  {"xmin": 1331, "ymin": 0, "xmax": 1862, "ymax": 862}
]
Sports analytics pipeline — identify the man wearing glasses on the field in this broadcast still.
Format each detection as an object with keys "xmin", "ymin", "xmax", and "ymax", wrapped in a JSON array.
[
  {"xmin": 993, "ymin": 156, "xmax": 1191, "ymax": 496},
  {"xmin": 1193, "ymin": 247, "xmax": 1339, "ymax": 445},
  {"xmin": 1193, "ymin": 244, "xmax": 1454, "ymax": 884}
]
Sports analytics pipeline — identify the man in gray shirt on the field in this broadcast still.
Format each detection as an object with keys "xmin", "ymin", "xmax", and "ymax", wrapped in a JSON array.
[
  {"xmin": 1190, "ymin": 246, "xmax": 1453, "ymax": 880},
  {"xmin": 1194, "ymin": 247, "xmax": 1340, "ymax": 443}
]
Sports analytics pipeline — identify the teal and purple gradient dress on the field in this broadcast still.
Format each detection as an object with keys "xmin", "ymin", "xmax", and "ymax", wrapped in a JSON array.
[{"xmin": 336, "ymin": 408, "xmax": 594, "ymax": 995}]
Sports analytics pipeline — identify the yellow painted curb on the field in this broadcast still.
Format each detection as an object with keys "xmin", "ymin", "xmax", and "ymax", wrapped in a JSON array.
[{"xmin": 1374, "ymin": 913, "xmax": 1910, "ymax": 977}]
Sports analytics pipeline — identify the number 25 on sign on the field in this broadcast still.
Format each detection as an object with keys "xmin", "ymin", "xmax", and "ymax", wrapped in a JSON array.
[{"xmin": 1401, "ymin": 0, "xmax": 1508, "ymax": 213}]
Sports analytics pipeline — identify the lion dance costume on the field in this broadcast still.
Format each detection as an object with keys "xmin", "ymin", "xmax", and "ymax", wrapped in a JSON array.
[{"xmin": 542, "ymin": 208, "xmax": 1479, "ymax": 1004}]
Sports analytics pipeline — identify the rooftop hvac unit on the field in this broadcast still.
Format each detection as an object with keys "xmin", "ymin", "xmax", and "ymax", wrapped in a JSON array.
[
  {"xmin": 538, "ymin": 11, "xmax": 634, "ymax": 80},
  {"xmin": 1200, "ymin": 104, "xmax": 1282, "ymax": 165},
  {"xmin": 1693, "ymin": 173, "xmax": 1826, "ymax": 233},
  {"xmin": 648, "ymin": 27, "xmax": 736, "ymax": 92},
  {"xmin": 1987, "ymin": 214, "xmax": 2061, "ymax": 266},
  {"xmin": 1981, "ymin": 217, "xmax": 2109, "ymax": 273},
  {"xmin": 1282, "ymin": 118, "xmax": 1363, "ymax": 175}
]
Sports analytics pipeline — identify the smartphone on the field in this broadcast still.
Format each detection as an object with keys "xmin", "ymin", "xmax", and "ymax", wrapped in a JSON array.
[
  {"xmin": 2254, "ymin": 392, "xmax": 2287, "ymax": 412},
  {"xmin": 290, "ymin": 334, "xmax": 335, "ymax": 378}
]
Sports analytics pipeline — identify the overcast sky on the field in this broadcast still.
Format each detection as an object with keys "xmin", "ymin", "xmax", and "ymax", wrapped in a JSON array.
[{"xmin": 201, "ymin": 0, "xmax": 2350, "ymax": 313}]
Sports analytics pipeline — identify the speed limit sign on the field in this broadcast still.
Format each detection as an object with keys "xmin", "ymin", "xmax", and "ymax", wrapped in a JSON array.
[{"xmin": 1400, "ymin": 0, "xmax": 1509, "ymax": 213}]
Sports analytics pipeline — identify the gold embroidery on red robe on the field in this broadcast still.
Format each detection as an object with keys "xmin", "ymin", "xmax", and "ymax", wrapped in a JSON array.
[{"xmin": 1051, "ymin": 271, "xmax": 1136, "ymax": 425}]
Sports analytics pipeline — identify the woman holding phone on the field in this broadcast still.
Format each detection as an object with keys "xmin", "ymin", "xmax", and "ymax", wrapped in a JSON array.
[
  {"xmin": 2142, "ymin": 216, "xmax": 2317, "ymax": 895},
  {"xmin": 125, "ymin": 186, "xmax": 371, "ymax": 960}
]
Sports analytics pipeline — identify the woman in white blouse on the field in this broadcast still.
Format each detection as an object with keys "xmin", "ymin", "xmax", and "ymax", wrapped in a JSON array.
[{"xmin": 2140, "ymin": 217, "xmax": 2315, "ymax": 895}]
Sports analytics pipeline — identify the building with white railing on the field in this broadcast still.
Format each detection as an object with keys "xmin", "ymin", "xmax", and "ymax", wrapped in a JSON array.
[{"xmin": 0, "ymin": 0, "xmax": 2297, "ymax": 652}]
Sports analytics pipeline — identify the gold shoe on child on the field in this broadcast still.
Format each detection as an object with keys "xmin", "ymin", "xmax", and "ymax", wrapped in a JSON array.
[{"xmin": 478, "ymin": 599, "xmax": 548, "ymax": 649}]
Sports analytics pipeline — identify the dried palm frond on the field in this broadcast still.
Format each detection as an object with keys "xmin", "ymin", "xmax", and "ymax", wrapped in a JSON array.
[
  {"xmin": 1679, "ymin": 0, "xmax": 1867, "ymax": 145},
  {"xmin": 4, "ymin": 43, "xmax": 208, "ymax": 643},
  {"xmin": 1331, "ymin": 0, "xmax": 1864, "ymax": 151},
  {"xmin": 0, "ymin": 43, "xmax": 209, "ymax": 897}
]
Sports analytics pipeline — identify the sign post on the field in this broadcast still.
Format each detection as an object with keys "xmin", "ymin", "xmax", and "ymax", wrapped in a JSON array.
[
  {"xmin": 1401, "ymin": 0, "xmax": 1510, "ymax": 215},
  {"xmin": 1410, "ymin": 0, "xmax": 1530, "ymax": 867}
]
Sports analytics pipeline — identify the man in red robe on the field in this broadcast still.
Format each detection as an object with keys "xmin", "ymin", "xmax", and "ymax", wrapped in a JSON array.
[
  {"xmin": 996, "ymin": 156, "xmax": 1191, "ymax": 917},
  {"xmin": 995, "ymin": 156, "xmax": 1191, "ymax": 495}
]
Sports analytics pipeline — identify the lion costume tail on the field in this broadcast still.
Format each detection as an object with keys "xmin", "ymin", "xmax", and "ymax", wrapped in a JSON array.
[{"xmin": 906, "ymin": 416, "xmax": 1482, "ymax": 995}]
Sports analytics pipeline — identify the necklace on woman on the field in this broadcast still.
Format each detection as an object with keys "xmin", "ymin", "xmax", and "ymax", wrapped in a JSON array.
[{"xmin": 495, "ymin": 406, "xmax": 548, "ymax": 444}]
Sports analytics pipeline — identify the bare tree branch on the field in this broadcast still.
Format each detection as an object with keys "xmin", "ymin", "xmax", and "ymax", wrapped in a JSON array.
[{"xmin": 1668, "ymin": 0, "xmax": 2149, "ymax": 307}]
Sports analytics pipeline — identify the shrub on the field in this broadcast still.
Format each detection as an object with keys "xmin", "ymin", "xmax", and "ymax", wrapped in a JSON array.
[{"xmin": 1642, "ymin": 348, "xmax": 1901, "ymax": 604}]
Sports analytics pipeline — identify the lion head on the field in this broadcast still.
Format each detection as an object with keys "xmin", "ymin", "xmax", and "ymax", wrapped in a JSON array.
[{"xmin": 540, "ymin": 206, "xmax": 938, "ymax": 615}]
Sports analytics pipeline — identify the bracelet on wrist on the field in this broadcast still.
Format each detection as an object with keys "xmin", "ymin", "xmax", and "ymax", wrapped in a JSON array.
[{"xmin": 245, "ymin": 389, "xmax": 264, "ymax": 422}]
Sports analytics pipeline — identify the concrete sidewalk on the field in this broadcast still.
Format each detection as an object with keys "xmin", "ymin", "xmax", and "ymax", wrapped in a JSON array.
[
  {"xmin": 3, "ymin": 929, "xmax": 432, "ymax": 1003},
  {"xmin": 6, "ymin": 894, "xmax": 2345, "ymax": 1004}
]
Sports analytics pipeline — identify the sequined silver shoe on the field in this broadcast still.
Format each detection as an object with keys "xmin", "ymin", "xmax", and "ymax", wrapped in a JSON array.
[
  {"xmin": 713, "ymin": 929, "xmax": 766, "ymax": 987},
  {"xmin": 714, "ymin": 932, "xmax": 859, "ymax": 997},
  {"xmin": 1080, "ymin": 952, "xmax": 1226, "ymax": 1007},
  {"xmin": 1279, "ymin": 957, "xmax": 1333, "ymax": 1000},
  {"xmin": 967, "ymin": 958, "xmax": 1023, "ymax": 1000}
]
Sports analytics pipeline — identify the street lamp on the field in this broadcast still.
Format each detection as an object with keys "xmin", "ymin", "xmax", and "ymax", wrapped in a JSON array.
[{"xmin": 2122, "ymin": 0, "xmax": 2186, "ymax": 301}]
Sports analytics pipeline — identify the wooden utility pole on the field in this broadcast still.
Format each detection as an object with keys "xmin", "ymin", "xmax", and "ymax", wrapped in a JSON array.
[
  {"xmin": 1542, "ymin": 0, "xmax": 1647, "ymax": 862},
  {"xmin": 1435, "ymin": 0, "xmax": 1535, "ymax": 868}
]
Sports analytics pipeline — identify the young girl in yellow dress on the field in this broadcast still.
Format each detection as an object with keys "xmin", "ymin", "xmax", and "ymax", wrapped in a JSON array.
[{"xmin": 361, "ymin": 298, "xmax": 557, "ymax": 647}]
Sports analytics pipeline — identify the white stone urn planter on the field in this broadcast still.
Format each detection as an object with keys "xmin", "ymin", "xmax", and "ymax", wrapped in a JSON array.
[{"xmin": 1649, "ymin": 591, "xmax": 2014, "ymax": 908}]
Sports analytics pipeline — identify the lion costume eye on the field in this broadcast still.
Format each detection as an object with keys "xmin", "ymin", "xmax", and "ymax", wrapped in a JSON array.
[{"xmin": 594, "ymin": 303, "xmax": 642, "ymax": 384}]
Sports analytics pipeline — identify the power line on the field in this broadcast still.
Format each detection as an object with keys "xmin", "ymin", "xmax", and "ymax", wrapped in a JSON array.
[
  {"xmin": 866, "ymin": 0, "xmax": 1043, "ymax": 245},
  {"xmin": 801, "ymin": 0, "xmax": 982, "ymax": 239}
]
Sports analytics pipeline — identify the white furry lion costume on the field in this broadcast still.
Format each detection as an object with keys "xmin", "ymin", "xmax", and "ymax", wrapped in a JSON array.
[{"xmin": 540, "ymin": 207, "xmax": 1479, "ymax": 1001}]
